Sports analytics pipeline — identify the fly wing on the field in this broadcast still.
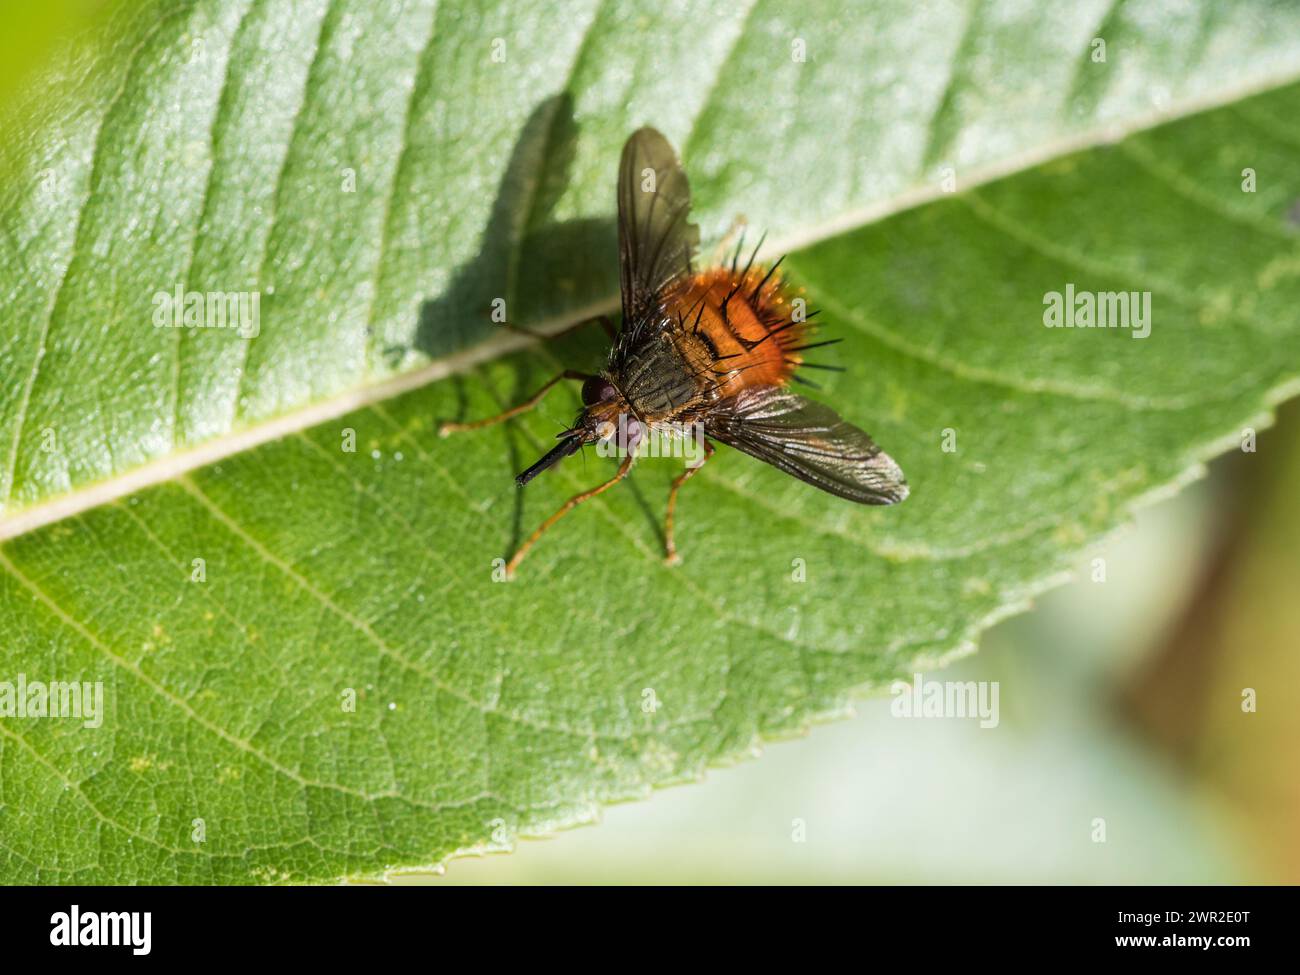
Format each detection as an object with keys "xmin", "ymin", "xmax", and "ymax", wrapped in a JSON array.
[
  {"xmin": 707, "ymin": 387, "xmax": 909, "ymax": 505},
  {"xmin": 617, "ymin": 127, "xmax": 699, "ymax": 326}
]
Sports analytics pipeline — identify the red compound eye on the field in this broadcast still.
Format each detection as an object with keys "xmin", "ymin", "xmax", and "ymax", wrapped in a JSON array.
[{"xmin": 581, "ymin": 376, "xmax": 616, "ymax": 405}]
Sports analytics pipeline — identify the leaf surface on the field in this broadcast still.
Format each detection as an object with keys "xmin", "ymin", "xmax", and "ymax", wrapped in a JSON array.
[{"xmin": 1, "ymin": 1, "xmax": 1298, "ymax": 882}]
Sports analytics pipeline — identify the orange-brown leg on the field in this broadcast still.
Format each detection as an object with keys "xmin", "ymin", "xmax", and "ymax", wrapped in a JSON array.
[
  {"xmin": 507, "ymin": 454, "xmax": 634, "ymax": 577},
  {"xmin": 664, "ymin": 439, "xmax": 714, "ymax": 566},
  {"xmin": 438, "ymin": 369, "xmax": 591, "ymax": 436}
]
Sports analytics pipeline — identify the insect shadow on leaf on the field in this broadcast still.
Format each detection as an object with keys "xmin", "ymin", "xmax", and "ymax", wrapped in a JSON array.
[{"xmin": 411, "ymin": 93, "xmax": 660, "ymax": 559}]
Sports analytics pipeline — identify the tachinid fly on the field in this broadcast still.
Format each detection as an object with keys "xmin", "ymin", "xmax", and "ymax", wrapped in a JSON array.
[{"xmin": 440, "ymin": 127, "xmax": 908, "ymax": 576}]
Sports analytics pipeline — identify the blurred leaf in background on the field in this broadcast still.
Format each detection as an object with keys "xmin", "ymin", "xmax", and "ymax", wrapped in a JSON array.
[{"xmin": 1125, "ymin": 397, "xmax": 1300, "ymax": 883}]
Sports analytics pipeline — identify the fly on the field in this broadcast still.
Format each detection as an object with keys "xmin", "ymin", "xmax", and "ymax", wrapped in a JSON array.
[{"xmin": 440, "ymin": 127, "xmax": 909, "ymax": 577}]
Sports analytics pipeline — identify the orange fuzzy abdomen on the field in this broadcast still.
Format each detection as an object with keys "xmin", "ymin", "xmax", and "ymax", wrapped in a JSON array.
[{"xmin": 663, "ymin": 265, "xmax": 807, "ymax": 395}]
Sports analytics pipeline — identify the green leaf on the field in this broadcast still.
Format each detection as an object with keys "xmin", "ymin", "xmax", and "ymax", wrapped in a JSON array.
[{"xmin": 1, "ymin": 1, "xmax": 1298, "ymax": 882}]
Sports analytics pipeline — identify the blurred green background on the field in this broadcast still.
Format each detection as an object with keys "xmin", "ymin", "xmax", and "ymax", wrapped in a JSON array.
[
  {"xmin": 404, "ymin": 399, "xmax": 1299, "ymax": 884},
  {"xmin": 0, "ymin": 2, "xmax": 119, "ymax": 107}
]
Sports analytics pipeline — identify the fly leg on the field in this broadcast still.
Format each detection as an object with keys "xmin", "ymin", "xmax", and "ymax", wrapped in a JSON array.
[
  {"xmin": 502, "ymin": 314, "xmax": 616, "ymax": 343},
  {"xmin": 438, "ymin": 370, "xmax": 592, "ymax": 436},
  {"xmin": 507, "ymin": 454, "xmax": 635, "ymax": 577},
  {"xmin": 663, "ymin": 438, "xmax": 714, "ymax": 565}
]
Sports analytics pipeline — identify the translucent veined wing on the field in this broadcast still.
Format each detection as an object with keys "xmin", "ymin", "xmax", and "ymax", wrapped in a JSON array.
[
  {"xmin": 707, "ymin": 387, "xmax": 909, "ymax": 505},
  {"xmin": 617, "ymin": 127, "xmax": 699, "ymax": 325}
]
